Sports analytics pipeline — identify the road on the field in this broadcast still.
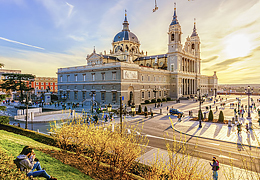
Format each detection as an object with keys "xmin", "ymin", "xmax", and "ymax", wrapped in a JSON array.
[{"xmin": 128, "ymin": 95, "xmax": 260, "ymax": 173}]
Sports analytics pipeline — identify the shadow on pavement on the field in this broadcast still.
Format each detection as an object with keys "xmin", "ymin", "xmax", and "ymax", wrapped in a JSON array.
[
  {"xmin": 184, "ymin": 121, "xmax": 198, "ymax": 133},
  {"xmin": 199, "ymin": 123, "xmax": 211, "ymax": 136},
  {"xmin": 227, "ymin": 127, "xmax": 232, "ymax": 137},
  {"xmin": 213, "ymin": 125, "xmax": 223, "ymax": 138}
]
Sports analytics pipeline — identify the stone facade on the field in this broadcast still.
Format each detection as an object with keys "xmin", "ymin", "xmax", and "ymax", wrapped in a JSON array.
[{"xmin": 57, "ymin": 4, "xmax": 218, "ymax": 107}]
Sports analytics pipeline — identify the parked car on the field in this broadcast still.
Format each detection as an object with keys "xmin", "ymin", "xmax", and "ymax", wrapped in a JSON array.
[{"xmin": 169, "ymin": 108, "xmax": 183, "ymax": 115}]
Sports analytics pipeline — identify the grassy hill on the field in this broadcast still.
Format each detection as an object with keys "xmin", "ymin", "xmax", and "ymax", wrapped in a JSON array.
[{"xmin": 0, "ymin": 130, "xmax": 92, "ymax": 180}]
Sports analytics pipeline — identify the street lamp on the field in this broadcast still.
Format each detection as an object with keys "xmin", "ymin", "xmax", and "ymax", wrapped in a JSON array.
[
  {"xmin": 89, "ymin": 92, "xmax": 96, "ymax": 113},
  {"xmin": 107, "ymin": 103, "xmax": 112, "ymax": 121},
  {"xmin": 197, "ymin": 88, "xmax": 202, "ymax": 128},
  {"xmin": 131, "ymin": 104, "xmax": 136, "ymax": 117},
  {"xmin": 214, "ymin": 88, "xmax": 217, "ymax": 98},
  {"xmin": 245, "ymin": 86, "xmax": 253, "ymax": 119}
]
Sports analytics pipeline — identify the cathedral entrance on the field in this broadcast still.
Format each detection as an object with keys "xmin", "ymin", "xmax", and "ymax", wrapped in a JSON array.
[{"xmin": 127, "ymin": 86, "xmax": 134, "ymax": 106}]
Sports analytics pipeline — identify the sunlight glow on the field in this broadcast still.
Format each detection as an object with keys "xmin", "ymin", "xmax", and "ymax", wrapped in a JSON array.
[{"xmin": 225, "ymin": 34, "xmax": 251, "ymax": 59}]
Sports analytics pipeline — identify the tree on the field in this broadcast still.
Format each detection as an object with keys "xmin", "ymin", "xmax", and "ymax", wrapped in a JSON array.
[
  {"xmin": 0, "ymin": 63, "xmax": 4, "ymax": 69},
  {"xmin": 208, "ymin": 110, "xmax": 213, "ymax": 122},
  {"xmin": 218, "ymin": 111, "xmax": 224, "ymax": 122},
  {"xmin": 1, "ymin": 73, "xmax": 35, "ymax": 102},
  {"xmin": 138, "ymin": 105, "xmax": 142, "ymax": 114}
]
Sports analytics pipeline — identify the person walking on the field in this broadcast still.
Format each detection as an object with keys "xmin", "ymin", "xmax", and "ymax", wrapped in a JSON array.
[
  {"xmin": 210, "ymin": 156, "xmax": 219, "ymax": 180},
  {"xmin": 245, "ymin": 123, "xmax": 249, "ymax": 133}
]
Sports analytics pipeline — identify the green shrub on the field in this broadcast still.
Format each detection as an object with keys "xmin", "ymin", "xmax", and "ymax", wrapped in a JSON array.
[
  {"xmin": 0, "ymin": 116, "xmax": 9, "ymax": 124},
  {"xmin": 162, "ymin": 98, "xmax": 166, "ymax": 102},
  {"xmin": 144, "ymin": 100, "xmax": 150, "ymax": 104},
  {"xmin": 138, "ymin": 105, "xmax": 142, "ymax": 113},
  {"xmin": 167, "ymin": 97, "xmax": 171, "ymax": 101},
  {"xmin": 218, "ymin": 111, "xmax": 224, "ymax": 122},
  {"xmin": 151, "ymin": 99, "xmax": 156, "ymax": 103},
  {"xmin": 198, "ymin": 109, "xmax": 203, "ymax": 120},
  {"xmin": 157, "ymin": 99, "xmax": 161, "ymax": 102},
  {"xmin": 208, "ymin": 110, "xmax": 213, "ymax": 121},
  {"xmin": 144, "ymin": 106, "xmax": 148, "ymax": 112}
]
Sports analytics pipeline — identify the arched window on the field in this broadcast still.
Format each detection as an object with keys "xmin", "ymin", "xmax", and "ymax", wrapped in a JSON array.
[{"xmin": 171, "ymin": 34, "xmax": 174, "ymax": 41}]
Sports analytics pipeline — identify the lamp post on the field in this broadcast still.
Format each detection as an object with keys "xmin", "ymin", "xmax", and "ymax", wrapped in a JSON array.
[
  {"xmin": 120, "ymin": 96, "xmax": 123, "ymax": 135},
  {"xmin": 245, "ymin": 86, "xmax": 253, "ymax": 119},
  {"xmin": 131, "ymin": 103, "xmax": 136, "ymax": 117},
  {"xmin": 89, "ymin": 92, "xmax": 96, "ymax": 113},
  {"xmin": 197, "ymin": 88, "xmax": 202, "ymax": 128},
  {"xmin": 214, "ymin": 88, "xmax": 217, "ymax": 98},
  {"xmin": 107, "ymin": 103, "xmax": 112, "ymax": 121}
]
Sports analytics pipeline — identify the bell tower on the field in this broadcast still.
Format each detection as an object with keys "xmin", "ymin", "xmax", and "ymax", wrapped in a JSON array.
[
  {"xmin": 168, "ymin": 3, "xmax": 182, "ymax": 53},
  {"xmin": 190, "ymin": 18, "xmax": 200, "ymax": 59}
]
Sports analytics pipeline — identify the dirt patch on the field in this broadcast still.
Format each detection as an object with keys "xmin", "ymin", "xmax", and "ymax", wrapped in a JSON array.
[{"xmin": 39, "ymin": 148, "xmax": 141, "ymax": 180}]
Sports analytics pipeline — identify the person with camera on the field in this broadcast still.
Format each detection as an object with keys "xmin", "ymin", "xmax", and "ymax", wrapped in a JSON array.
[{"xmin": 16, "ymin": 146, "xmax": 57, "ymax": 180}]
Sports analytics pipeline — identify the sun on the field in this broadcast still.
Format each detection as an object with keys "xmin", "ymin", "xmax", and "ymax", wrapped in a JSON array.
[{"xmin": 225, "ymin": 34, "xmax": 251, "ymax": 59}]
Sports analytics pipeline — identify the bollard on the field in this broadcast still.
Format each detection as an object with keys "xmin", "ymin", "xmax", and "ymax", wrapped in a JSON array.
[
  {"xmin": 203, "ymin": 112, "xmax": 207, "ymax": 120},
  {"xmin": 31, "ymin": 112, "xmax": 34, "ymax": 120},
  {"xmin": 228, "ymin": 120, "xmax": 232, "ymax": 127},
  {"xmin": 232, "ymin": 117, "xmax": 235, "ymax": 124},
  {"xmin": 160, "ymin": 109, "xmax": 162, "ymax": 115},
  {"xmin": 112, "ymin": 123, "xmax": 114, "ymax": 132}
]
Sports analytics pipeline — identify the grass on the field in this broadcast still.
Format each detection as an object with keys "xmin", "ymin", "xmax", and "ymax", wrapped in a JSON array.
[{"xmin": 0, "ymin": 130, "xmax": 92, "ymax": 180}]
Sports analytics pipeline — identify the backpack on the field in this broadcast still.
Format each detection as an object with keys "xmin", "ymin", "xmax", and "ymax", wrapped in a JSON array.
[
  {"xmin": 14, "ymin": 158, "xmax": 22, "ymax": 170},
  {"xmin": 216, "ymin": 160, "xmax": 220, "ymax": 170}
]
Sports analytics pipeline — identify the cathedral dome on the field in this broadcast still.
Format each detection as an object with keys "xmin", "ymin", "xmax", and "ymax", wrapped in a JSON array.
[
  {"xmin": 113, "ymin": 31, "xmax": 139, "ymax": 43},
  {"xmin": 113, "ymin": 11, "xmax": 139, "ymax": 44}
]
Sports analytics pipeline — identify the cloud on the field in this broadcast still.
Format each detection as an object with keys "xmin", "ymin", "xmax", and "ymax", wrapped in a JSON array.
[
  {"xmin": 66, "ymin": 2, "xmax": 74, "ymax": 18},
  {"xmin": 202, "ymin": 56, "xmax": 219, "ymax": 63},
  {"xmin": 0, "ymin": 37, "xmax": 45, "ymax": 50}
]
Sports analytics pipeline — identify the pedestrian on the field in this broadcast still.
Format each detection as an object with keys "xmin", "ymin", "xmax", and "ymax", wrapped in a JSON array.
[
  {"xmin": 155, "ymin": 103, "xmax": 156, "ymax": 108},
  {"xmin": 17, "ymin": 123, "xmax": 20, "ymax": 127},
  {"xmin": 210, "ymin": 156, "xmax": 219, "ymax": 180},
  {"xmin": 161, "ymin": 102, "xmax": 162, "ymax": 107},
  {"xmin": 216, "ymin": 106, "xmax": 218, "ymax": 111},
  {"xmin": 245, "ymin": 123, "xmax": 249, "ymax": 133},
  {"xmin": 15, "ymin": 146, "xmax": 57, "ymax": 180}
]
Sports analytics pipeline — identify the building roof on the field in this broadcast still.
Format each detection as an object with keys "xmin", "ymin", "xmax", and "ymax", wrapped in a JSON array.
[
  {"xmin": 102, "ymin": 55, "xmax": 120, "ymax": 61},
  {"xmin": 134, "ymin": 54, "xmax": 168, "ymax": 61},
  {"xmin": 170, "ymin": 3, "xmax": 179, "ymax": 26}
]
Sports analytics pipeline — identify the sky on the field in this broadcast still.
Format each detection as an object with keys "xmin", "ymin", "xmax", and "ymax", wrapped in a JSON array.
[{"xmin": 0, "ymin": 0, "xmax": 260, "ymax": 84}]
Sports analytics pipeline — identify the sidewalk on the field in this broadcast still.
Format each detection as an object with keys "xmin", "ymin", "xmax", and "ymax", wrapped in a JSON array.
[{"xmin": 173, "ymin": 117, "xmax": 260, "ymax": 148}]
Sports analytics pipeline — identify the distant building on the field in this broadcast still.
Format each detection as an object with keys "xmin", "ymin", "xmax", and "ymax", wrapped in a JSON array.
[
  {"xmin": 57, "ymin": 5, "xmax": 218, "ymax": 107},
  {"xmin": 32, "ymin": 77, "xmax": 58, "ymax": 94}
]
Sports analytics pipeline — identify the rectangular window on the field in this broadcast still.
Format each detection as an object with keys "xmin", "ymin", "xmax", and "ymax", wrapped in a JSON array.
[
  {"xmin": 164, "ymin": 91, "xmax": 166, "ymax": 96},
  {"xmin": 142, "ymin": 92, "xmax": 144, "ymax": 99},
  {"xmin": 46, "ymin": 82, "xmax": 48, "ymax": 85},
  {"xmin": 60, "ymin": 76, "xmax": 63, "ymax": 82},
  {"xmin": 154, "ymin": 76, "xmax": 156, "ymax": 81},
  {"xmin": 159, "ymin": 77, "xmax": 161, "ymax": 81},
  {"xmin": 51, "ymin": 87, "xmax": 53, "ymax": 90},
  {"xmin": 159, "ymin": 91, "xmax": 161, "ymax": 97},
  {"xmin": 92, "ymin": 73, "xmax": 95, "ymax": 81},
  {"xmin": 51, "ymin": 83, "xmax": 53, "ymax": 85},
  {"xmin": 75, "ymin": 75, "xmax": 78, "ymax": 82},
  {"xmin": 112, "ymin": 92, "xmax": 116, "ymax": 101},
  {"xmin": 101, "ymin": 92, "xmax": 105, "ymax": 101},
  {"xmin": 141, "ymin": 75, "xmax": 144, "ymax": 81},
  {"xmin": 41, "ymin": 87, "xmax": 43, "ymax": 90},
  {"xmin": 41, "ymin": 82, "xmax": 44, "ymax": 85},
  {"xmin": 154, "ymin": 91, "xmax": 156, "ymax": 98},
  {"xmin": 36, "ymin": 82, "xmax": 39, "ymax": 85},
  {"xmin": 112, "ymin": 72, "xmax": 116, "ymax": 80},
  {"xmin": 74, "ymin": 92, "xmax": 78, "ymax": 100},
  {"xmin": 148, "ymin": 76, "xmax": 150, "ymax": 81},
  {"xmin": 83, "ymin": 74, "xmax": 86, "ymax": 81},
  {"xmin": 102, "ymin": 73, "xmax": 105, "ymax": 81},
  {"xmin": 148, "ymin": 91, "xmax": 150, "ymax": 98},
  {"xmin": 83, "ymin": 92, "xmax": 86, "ymax": 99},
  {"xmin": 67, "ymin": 75, "xmax": 70, "ymax": 82},
  {"xmin": 67, "ymin": 91, "xmax": 70, "ymax": 99}
]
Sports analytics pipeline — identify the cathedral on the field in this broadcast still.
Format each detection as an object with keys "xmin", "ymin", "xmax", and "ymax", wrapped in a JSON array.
[{"xmin": 57, "ymin": 5, "xmax": 218, "ymax": 107}]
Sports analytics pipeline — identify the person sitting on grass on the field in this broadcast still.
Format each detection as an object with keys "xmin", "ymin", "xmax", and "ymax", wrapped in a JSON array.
[{"xmin": 16, "ymin": 146, "xmax": 57, "ymax": 180}]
